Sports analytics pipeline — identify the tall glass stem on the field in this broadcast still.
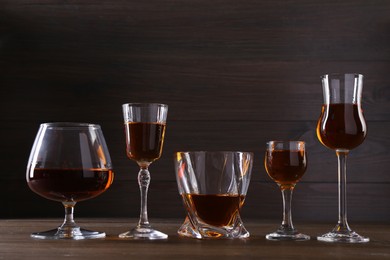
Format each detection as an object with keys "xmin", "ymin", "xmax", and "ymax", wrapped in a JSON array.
[
  {"xmin": 138, "ymin": 167, "xmax": 151, "ymax": 228},
  {"xmin": 335, "ymin": 150, "xmax": 351, "ymax": 232},
  {"xmin": 280, "ymin": 187, "xmax": 295, "ymax": 232}
]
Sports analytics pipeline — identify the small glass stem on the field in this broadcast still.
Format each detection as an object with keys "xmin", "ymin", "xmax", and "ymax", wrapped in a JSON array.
[
  {"xmin": 280, "ymin": 186, "xmax": 295, "ymax": 231},
  {"xmin": 61, "ymin": 202, "xmax": 77, "ymax": 229},
  {"xmin": 138, "ymin": 167, "xmax": 151, "ymax": 228},
  {"xmin": 336, "ymin": 150, "xmax": 351, "ymax": 232}
]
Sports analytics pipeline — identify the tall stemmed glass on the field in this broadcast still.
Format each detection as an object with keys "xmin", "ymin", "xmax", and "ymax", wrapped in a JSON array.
[
  {"xmin": 264, "ymin": 141, "xmax": 310, "ymax": 241},
  {"xmin": 316, "ymin": 73, "xmax": 369, "ymax": 243},
  {"xmin": 120, "ymin": 103, "xmax": 168, "ymax": 240},
  {"xmin": 26, "ymin": 123, "xmax": 114, "ymax": 239}
]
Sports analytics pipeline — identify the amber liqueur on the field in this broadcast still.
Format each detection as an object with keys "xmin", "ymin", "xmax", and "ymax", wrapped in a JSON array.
[
  {"xmin": 183, "ymin": 194, "xmax": 245, "ymax": 227},
  {"xmin": 265, "ymin": 149, "xmax": 306, "ymax": 187},
  {"xmin": 27, "ymin": 168, "xmax": 114, "ymax": 202},
  {"xmin": 317, "ymin": 103, "xmax": 366, "ymax": 150},
  {"xmin": 125, "ymin": 122, "xmax": 166, "ymax": 163}
]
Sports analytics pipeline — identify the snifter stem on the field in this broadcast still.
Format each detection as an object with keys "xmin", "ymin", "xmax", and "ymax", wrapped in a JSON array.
[
  {"xmin": 62, "ymin": 202, "xmax": 77, "ymax": 229},
  {"xmin": 138, "ymin": 167, "xmax": 151, "ymax": 228},
  {"xmin": 56, "ymin": 202, "xmax": 82, "ymax": 239}
]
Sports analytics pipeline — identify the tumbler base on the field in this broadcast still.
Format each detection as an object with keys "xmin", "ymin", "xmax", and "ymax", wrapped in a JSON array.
[{"xmin": 177, "ymin": 216, "xmax": 249, "ymax": 239}]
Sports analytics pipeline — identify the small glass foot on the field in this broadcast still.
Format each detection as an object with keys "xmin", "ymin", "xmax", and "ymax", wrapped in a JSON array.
[
  {"xmin": 317, "ymin": 230, "xmax": 369, "ymax": 243},
  {"xmin": 266, "ymin": 229, "xmax": 310, "ymax": 241},
  {"xmin": 31, "ymin": 227, "xmax": 105, "ymax": 240},
  {"xmin": 119, "ymin": 227, "xmax": 168, "ymax": 240}
]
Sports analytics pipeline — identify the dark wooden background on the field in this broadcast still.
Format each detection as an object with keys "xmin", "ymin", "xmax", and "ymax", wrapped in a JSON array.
[{"xmin": 1, "ymin": 0, "xmax": 390, "ymax": 223}]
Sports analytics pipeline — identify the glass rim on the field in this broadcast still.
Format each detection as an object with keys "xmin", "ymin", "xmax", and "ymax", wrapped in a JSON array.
[
  {"xmin": 174, "ymin": 151, "xmax": 254, "ymax": 155},
  {"xmin": 320, "ymin": 73, "xmax": 363, "ymax": 78},
  {"xmin": 40, "ymin": 122, "xmax": 101, "ymax": 130},
  {"xmin": 266, "ymin": 140, "xmax": 305, "ymax": 143},
  {"xmin": 266, "ymin": 140, "xmax": 305, "ymax": 145},
  {"xmin": 122, "ymin": 103, "xmax": 168, "ymax": 108}
]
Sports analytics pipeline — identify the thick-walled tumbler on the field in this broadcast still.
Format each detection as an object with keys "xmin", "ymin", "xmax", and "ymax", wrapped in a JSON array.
[{"xmin": 175, "ymin": 151, "xmax": 253, "ymax": 239}]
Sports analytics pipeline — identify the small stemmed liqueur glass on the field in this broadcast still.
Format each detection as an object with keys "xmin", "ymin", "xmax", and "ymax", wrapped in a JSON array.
[
  {"xmin": 120, "ymin": 103, "xmax": 168, "ymax": 240},
  {"xmin": 26, "ymin": 123, "xmax": 114, "ymax": 239},
  {"xmin": 264, "ymin": 141, "xmax": 310, "ymax": 241},
  {"xmin": 316, "ymin": 73, "xmax": 369, "ymax": 243}
]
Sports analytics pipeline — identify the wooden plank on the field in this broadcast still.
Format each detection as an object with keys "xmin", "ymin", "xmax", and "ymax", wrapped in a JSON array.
[
  {"xmin": 2, "ymin": 0, "xmax": 390, "ymax": 61},
  {"xmin": 0, "ymin": 219, "xmax": 389, "ymax": 259},
  {"xmin": 2, "ymin": 64, "xmax": 389, "ymax": 121},
  {"xmin": 1, "ymin": 1, "xmax": 390, "ymax": 121}
]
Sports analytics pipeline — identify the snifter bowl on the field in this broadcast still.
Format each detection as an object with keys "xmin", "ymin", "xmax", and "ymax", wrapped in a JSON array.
[
  {"xmin": 26, "ymin": 122, "xmax": 114, "ymax": 240},
  {"xmin": 174, "ymin": 151, "xmax": 253, "ymax": 239}
]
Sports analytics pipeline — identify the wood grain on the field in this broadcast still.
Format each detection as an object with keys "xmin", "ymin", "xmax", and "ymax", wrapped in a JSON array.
[
  {"xmin": 1, "ymin": 0, "xmax": 389, "ymax": 221},
  {"xmin": 0, "ymin": 219, "xmax": 389, "ymax": 259}
]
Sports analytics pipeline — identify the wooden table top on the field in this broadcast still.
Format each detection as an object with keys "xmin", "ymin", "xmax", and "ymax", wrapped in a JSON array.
[{"xmin": 1, "ymin": 219, "xmax": 389, "ymax": 259}]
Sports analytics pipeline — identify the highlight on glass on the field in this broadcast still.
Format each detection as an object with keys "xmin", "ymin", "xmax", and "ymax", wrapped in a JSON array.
[{"xmin": 26, "ymin": 123, "xmax": 114, "ymax": 240}]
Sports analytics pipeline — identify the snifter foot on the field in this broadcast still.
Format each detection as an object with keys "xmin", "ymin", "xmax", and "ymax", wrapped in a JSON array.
[
  {"xmin": 31, "ymin": 227, "xmax": 105, "ymax": 240},
  {"xmin": 119, "ymin": 227, "xmax": 168, "ymax": 240}
]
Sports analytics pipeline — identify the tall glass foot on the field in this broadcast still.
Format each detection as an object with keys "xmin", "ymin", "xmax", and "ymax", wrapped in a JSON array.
[{"xmin": 317, "ymin": 224, "xmax": 369, "ymax": 243}]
